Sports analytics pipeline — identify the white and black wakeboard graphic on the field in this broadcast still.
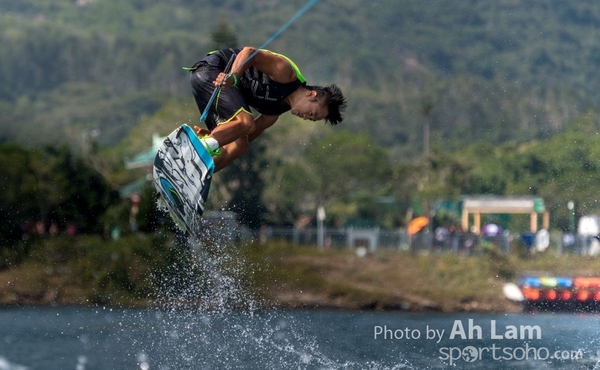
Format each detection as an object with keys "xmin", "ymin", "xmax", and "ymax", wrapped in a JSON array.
[{"xmin": 153, "ymin": 124, "xmax": 215, "ymax": 237}]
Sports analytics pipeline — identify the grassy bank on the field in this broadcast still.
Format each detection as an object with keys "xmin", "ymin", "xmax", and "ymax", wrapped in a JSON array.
[
  {"xmin": 1, "ymin": 235, "xmax": 599, "ymax": 312},
  {"xmin": 0, "ymin": 234, "xmax": 178, "ymax": 306},
  {"xmin": 242, "ymin": 242, "xmax": 519, "ymax": 312}
]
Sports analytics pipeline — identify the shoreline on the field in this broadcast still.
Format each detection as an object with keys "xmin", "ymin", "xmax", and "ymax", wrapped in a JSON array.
[
  {"xmin": 0, "ymin": 299, "xmax": 523, "ymax": 314},
  {"xmin": 0, "ymin": 273, "xmax": 522, "ymax": 313},
  {"xmin": 0, "ymin": 238, "xmax": 593, "ymax": 314}
]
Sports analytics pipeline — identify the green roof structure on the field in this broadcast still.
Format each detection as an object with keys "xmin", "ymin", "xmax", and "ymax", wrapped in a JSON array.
[{"xmin": 124, "ymin": 133, "xmax": 166, "ymax": 169}]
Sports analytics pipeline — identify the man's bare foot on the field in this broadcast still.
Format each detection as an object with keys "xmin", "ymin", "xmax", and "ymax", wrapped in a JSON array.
[{"xmin": 193, "ymin": 125, "xmax": 211, "ymax": 137}]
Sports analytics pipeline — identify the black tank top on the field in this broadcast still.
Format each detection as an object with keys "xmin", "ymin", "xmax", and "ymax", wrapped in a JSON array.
[{"xmin": 202, "ymin": 48, "xmax": 305, "ymax": 116}]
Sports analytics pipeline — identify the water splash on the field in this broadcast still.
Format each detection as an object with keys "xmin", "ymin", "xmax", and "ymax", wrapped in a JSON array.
[
  {"xmin": 128, "ymin": 216, "xmax": 416, "ymax": 369},
  {"xmin": 0, "ymin": 356, "xmax": 29, "ymax": 370}
]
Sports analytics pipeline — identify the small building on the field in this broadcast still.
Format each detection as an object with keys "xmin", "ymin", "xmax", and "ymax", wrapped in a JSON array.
[
  {"xmin": 460, "ymin": 195, "xmax": 549, "ymax": 234},
  {"xmin": 124, "ymin": 133, "xmax": 166, "ymax": 169},
  {"xmin": 119, "ymin": 133, "xmax": 166, "ymax": 198}
]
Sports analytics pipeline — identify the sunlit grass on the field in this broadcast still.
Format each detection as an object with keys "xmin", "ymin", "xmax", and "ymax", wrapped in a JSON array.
[{"xmin": 241, "ymin": 241, "xmax": 600, "ymax": 312}]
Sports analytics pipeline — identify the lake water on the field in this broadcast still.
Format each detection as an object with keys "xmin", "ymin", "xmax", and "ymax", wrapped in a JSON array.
[
  {"xmin": 2, "ymin": 243, "xmax": 600, "ymax": 370},
  {"xmin": 2, "ymin": 306, "xmax": 600, "ymax": 369}
]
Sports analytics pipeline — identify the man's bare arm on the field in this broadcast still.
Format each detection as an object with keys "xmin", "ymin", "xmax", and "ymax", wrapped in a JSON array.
[
  {"xmin": 249, "ymin": 114, "xmax": 279, "ymax": 142},
  {"xmin": 215, "ymin": 47, "xmax": 297, "ymax": 87}
]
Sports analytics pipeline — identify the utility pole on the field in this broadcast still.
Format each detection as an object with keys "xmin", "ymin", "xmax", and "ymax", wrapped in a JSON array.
[
  {"xmin": 421, "ymin": 100, "xmax": 434, "ymax": 231},
  {"xmin": 567, "ymin": 201, "xmax": 575, "ymax": 232},
  {"xmin": 317, "ymin": 205, "xmax": 326, "ymax": 249}
]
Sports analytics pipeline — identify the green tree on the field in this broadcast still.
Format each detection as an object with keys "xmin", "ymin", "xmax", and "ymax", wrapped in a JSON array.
[
  {"xmin": 223, "ymin": 142, "xmax": 269, "ymax": 230},
  {"xmin": 303, "ymin": 131, "xmax": 392, "ymax": 225},
  {"xmin": 263, "ymin": 161, "xmax": 317, "ymax": 226},
  {"xmin": 23, "ymin": 146, "xmax": 120, "ymax": 234},
  {"xmin": 0, "ymin": 144, "xmax": 39, "ymax": 245},
  {"xmin": 210, "ymin": 19, "xmax": 238, "ymax": 50},
  {"xmin": 0, "ymin": 144, "xmax": 120, "ymax": 246}
]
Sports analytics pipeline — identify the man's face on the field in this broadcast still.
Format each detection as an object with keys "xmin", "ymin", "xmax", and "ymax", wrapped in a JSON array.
[{"xmin": 290, "ymin": 92, "xmax": 328, "ymax": 122}]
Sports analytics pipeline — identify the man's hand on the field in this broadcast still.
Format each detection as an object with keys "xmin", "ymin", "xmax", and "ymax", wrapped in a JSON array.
[{"xmin": 213, "ymin": 73, "xmax": 236, "ymax": 89}]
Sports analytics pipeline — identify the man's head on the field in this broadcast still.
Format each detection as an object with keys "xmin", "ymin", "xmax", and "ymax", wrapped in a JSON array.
[
  {"xmin": 309, "ymin": 84, "xmax": 346, "ymax": 126},
  {"xmin": 291, "ymin": 84, "xmax": 347, "ymax": 125}
]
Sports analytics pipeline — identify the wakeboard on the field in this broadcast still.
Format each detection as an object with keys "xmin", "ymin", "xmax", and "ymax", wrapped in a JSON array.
[{"xmin": 153, "ymin": 124, "xmax": 214, "ymax": 237}]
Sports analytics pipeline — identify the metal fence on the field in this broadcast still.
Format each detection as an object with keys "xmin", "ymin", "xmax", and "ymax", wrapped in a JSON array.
[
  {"xmin": 562, "ymin": 234, "xmax": 600, "ymax": 256},
  {"xmin": 258, "ymin": 226, "xmax": 600, "ymax": 256},
  {"xmin": 261, "ymin": 226, "xmax": 497, "ymax": 254}
]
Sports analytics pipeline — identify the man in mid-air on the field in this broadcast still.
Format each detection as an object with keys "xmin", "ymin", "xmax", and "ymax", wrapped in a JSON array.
[{"xmin": 187, "ymin": 46, "xmax": 347, "ymax": 172}]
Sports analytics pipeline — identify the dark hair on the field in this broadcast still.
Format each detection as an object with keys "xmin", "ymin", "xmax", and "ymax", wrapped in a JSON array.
[{"xmin": 307, "ymin": 84, "xmax": 347, "ymax": 126}]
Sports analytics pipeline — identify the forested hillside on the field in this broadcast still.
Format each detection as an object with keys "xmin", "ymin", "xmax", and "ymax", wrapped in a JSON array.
[
  {"xmin": 2, "ymin": 0, "xmax": 600, "ymax": 155},
  {"xmin": 4, "ymin": 0, "xmax": 600, "ymax": 232}
]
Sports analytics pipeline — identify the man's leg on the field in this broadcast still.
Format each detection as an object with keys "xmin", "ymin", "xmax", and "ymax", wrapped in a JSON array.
[
  {"xmin": 213, "ymin": 136, "xmax": 250, "ymax": 172},
  {"xmin": 195, "ymin": 110, "xmax": 254, "ymax": 172},
  {"xmin": 190, "ymin": 65, "xmax": 255, "ymax": 171},
  {"xmin": 210, "ymin": 110, "xmax": 255, "ymax": 148}
]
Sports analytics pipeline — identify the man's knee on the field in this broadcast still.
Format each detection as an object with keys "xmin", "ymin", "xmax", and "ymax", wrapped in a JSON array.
[{"xmin": 235, "ymin": 113, "xmax": 256, "ymax": 135}]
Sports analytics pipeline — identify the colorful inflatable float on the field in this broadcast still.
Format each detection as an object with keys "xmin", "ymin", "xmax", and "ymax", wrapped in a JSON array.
[{"xmin": 504, "ymin": 276, "xmax": 600, "ymax": 312}]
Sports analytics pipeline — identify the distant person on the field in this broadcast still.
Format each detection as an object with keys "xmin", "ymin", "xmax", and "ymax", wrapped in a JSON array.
[{"xmin": 187, "ymin": 46, "xmax": 347, "ymax": 172}]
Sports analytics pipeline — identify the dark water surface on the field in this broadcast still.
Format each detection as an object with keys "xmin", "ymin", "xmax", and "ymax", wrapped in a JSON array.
[{"xmin": 1, "ymin": 306, "xmax": 600, "ymax": 369}]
